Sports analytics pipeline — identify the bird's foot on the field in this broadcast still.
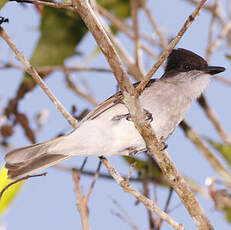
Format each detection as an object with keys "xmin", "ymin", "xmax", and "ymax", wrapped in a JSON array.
[
  {"xmin": 126, "ymin": 109, "xmax": 153, "ymax": 122},
  {"xmin": 143, "ymin": 109, "xmax": 153, "ymax": 122},
  {"xmin": 160, "ymin": 136, "xmax": 168, "ymax": 151},
  {"xmin": 127, "ymin": 147, "xmax": 138, "ymax": 156},
  {"xmin": 0, "ymin": 16, "xmax": 9, "ymax": 25},
  {"xmin": 112, "ymin": 109, "xmax": 153, "ymax": 123}
]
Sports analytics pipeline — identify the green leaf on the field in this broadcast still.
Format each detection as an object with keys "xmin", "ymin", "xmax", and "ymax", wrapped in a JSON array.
[
  {"xmin": 0, "ymin": 167, "xmax": 23, "ymax": 215},
  {"xmin": 224, "ymin": 208, "xmax": 231, "ymax": 222},
  {"xmin": 99, "ymin": 0, "xmax": 130, "ymax": 18},
  {"xmin": 25, "ymin": 0, "xmax": 130, "ymax": 81},
  {"xmin": 0, "ymin": 0, "xmax": 8, "ymax": 9},
  {"xmin": 23, "ymin": 6, "xmax": 88, "ymax": 82},
  {"xmin": 31, "ymin": 7, "xmax": 87, "ymax": 67},
  {"xmin": 226, "ymin": 55, "xmax": 231, "ymax": 61},
  {"xmin": 123, "ymin": 156, "xmax": 165, "ymax": 185},
  {"xmin": 206, "ymin": 139, "xmax": 231, "ymax": 167}
]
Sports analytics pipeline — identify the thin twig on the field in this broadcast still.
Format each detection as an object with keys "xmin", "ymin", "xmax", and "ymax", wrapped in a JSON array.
[
  {"xmin": 156, "ymin": 188, "xmax": 174, "ymax": 230},
  {"xmin": 0, "ymin": 62, "xmax": 112, "ymax": 73},
  {"xmin": 126, "ymin": 162, "xmax": 136, "ymax": 182},
  {"xmin": 0, "ymin": 27, "xmax": 78, "ymax": 129},
  {"xmin": 100, "ymin": 157, "xmax": 185, "ymax": 230},
  {"xmin": 72, "ymin": 161, "xmax": 101, "ymax": 230},
  {"xmin": 140, "ymin": 0, "xmax": 168, "ymax": 49},
  {"xmin": 215, "ymin": 76, "xmax": 231, "ymax": 87},
  {"xmin": 197, "ymin": 95, "xmax": 231, "ymax": 144},
  {"xmin": 136, "ymin": 0, "xmax": 208, "ymax": 94},
  {"xmin": 38, "ymin": 66, "xmax": 112, "ymax": 73},
  {"xmin": 73, "ymin": 170, "xmax": 90, "ymax": 230},
  {"xmin": 142, "ymin": 177, "xmax": 156, "ymax": 230},
  {"xmin": 54, "ymin": 164, "xmax": 210, "ymax": 198},
  {"xmin": 54, "ymin": 164, "xmax": 168, "ymax": 183},
  {"xmin": 0, "ymin": 173, "xmax": 47, "ymax": 201},
  {"xmin": 130, "ymin": 0, "xmax": 144, "ymax": 74},
  {"xmin": 80, "ymin": 157, "xmax": 88, "ymax": 172},
  {"xmin": 97, "ymin": 5, "xmax": 159, "ymax": 62},
  {"xmin": 202, "ymin": 13, "xmax": 231, "ymax": 144},
  {"xmin": 180, "ymin": 120, "xmax": 231, "ymax": 187},
  {"xmin": 65, "ymin": 72, "xmax": 98, "ymax": 106},
  {"xmin": 92, "ymin": 2, "xmax": 144, "ymax": 81},
  {"xmin": 10, "ymin": 0, "xmax": 73, "ymax": 10},
  {"xmin": 85, "ymin": 161, "xmax": 101, "ymax": 203},
  {"xmin": 206, "ymin": 20, "xmax": 231, "ymax": 61},
  {"xmin": 185, "ymin": 0, "xmax": 225, "ymax": 25},
  {"xmin": 205, "ymin": 0, "xmax": 217, "ymax": 62},
  {"xmin": 111, "ymin": 198, "xmax": 141, "ymax": 230}
]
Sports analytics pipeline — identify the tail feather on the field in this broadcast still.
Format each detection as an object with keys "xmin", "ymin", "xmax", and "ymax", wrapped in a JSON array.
[
  {"xmin": 6, "ymin": 154, "xmax": 71, "ymax": 180},
  {"xmin": 4, "ymin": 136, "xmax": 71, "ymax": 180}
]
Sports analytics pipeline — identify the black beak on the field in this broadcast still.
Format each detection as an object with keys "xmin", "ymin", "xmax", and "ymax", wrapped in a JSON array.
[{"xmin": 206, "ymin": 66, "xmax": 225, "ymax": 75}]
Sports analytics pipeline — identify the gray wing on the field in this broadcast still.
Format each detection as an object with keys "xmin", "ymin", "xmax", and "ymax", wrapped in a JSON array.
[
  {"xmin": 80, "ymin": 91, "xmax": 123, "ymax": 123},
  {"xmin": 80, "ymin": 79, "xmax": 156, "ymax": 123}
]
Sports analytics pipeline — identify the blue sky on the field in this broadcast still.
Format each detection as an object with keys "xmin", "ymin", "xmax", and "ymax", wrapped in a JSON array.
[{"xmin": 0, "ymin": 0, "xmax": 231, "ymax": 229}]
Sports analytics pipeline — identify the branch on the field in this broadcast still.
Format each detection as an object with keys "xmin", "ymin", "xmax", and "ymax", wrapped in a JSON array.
[
  {"xmin": 185, "ymin": 0, "xmax": 225, "ymax": 25},
  {"xmin": 10, "ymin": 0, "xmax": 73, "ymax": 10},
  {"xmin": 92, "ymin": 2, "xmax": 144, "ymax": 81},
  {"xmin": 73, "ymin": 170, "xmax": 90, "ymax": 230},
  {"xmin": 140, "ymin": 0, "xmax": 168, "ymax": 49},
  {"xmin": 97, "ymin": 5, "xmax": 159, "ymax": 62},
  {"xmin": 0, "ymin": 62, "xmax": 112, "ymax": 73},
  {"xmin": 111, "ymin": 198, "xmax": 141, "ymax": 230},
  {"xmin": 65, "ymin": 72, "xmax": 98, "ymax": 107},
  {"xmin": 142, "ymin": 176, "xmax": 156, "ymax": 230},
  {"xmin": 197, "ymin": 95, "xmax": 231, "ymax": 144},
  {"xmin": 55, "ymin": 164, "xmax": 210, "ymax": 198},
  {"xmin": 0, "ymin": 173, "xmax": 47, "ymax": 201},
  {"xmin": 205, "ymin": 0, "xmax": 217, "ymax": 61},
  {"xmin": 215, "ymin": 76, "xmax": 231, "ymax": 87},
  {"xmin": 206, "ymin": 20, "xmax": 231, "ymax": 62},
  {"xmin": 180, "ymin": 121, "xmax": 231, "ymax": 187},
  {"xmin": 100, "ymin": 157, "xmax": 184, "ymax": 230},
  {"xmin": 156, "ymin": 188, "xmax": 174, "ymax": 230},
  {"xmin": 130, "ymin": 0, "xmax": 144, "ymax": 74}
]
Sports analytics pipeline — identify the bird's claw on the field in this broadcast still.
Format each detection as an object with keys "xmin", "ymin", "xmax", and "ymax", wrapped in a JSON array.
[
  {"xmin": 113, "ymin": 109, "xmax": 153, "ymax": 123},
  {"xmin": 143, "ymin": 109, "xmax": 153, "ymax": 122},
  {"xmin": 160, "ymin": 136, "xmax": 168, "ymax": 151}
]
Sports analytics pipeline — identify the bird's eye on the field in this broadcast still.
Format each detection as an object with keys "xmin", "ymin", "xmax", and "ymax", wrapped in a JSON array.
[{"xmin": 183, "ymin": 64, "xmax": 191, "ymax": 71}]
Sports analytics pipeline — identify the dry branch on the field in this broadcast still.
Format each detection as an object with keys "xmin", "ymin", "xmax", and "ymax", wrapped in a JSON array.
[
  {"xmin": 97, "ymin": 5, "xmax": 159, "ymax": 63},
  {"xmin": 65, "ymin": 72, "xmax": 98, "ymax": 107},
  {"xmin": 10, "ymin": 0, "xmax": 73, "ymax": 10},
  {"xmin": 130, "ymin": 0, "xmax": 144, "ymax": 74},
  {"xmin": 180, "ymin": 120, "xmax": 231, "ymax": 187},
  {"xmin": 73, "ymin": 170, "xmax": 90, "ymax": 230},
  {"xmin": 0, "ymin": 173, "xmax": 47, "ymax": 201},
  {"xmin": 100, "ymin": 157, "xmax": 185, "ymax": 230},
  {"xmin": 197, "ymin": 95, "xmax": 231, "ymax": 144},
  {"xmin": 140, "ymin": 0, "xmax": 168, "ymax": 49}
]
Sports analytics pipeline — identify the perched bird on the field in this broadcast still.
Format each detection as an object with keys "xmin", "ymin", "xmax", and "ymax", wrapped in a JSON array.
[{"xmin": 5, "ymin": 48, "xmax": 225, "ymax": 180}]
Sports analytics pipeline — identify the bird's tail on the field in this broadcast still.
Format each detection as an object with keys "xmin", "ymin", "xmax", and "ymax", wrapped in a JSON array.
[{"xmin": 4, "ymin": 136, "xmax": 72, "ymax": 180}]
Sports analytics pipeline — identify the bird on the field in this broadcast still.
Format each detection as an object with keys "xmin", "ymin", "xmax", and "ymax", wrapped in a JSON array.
[{"xmin": 4, "ymin": 48, "xmax": 225, "ymax": 180}]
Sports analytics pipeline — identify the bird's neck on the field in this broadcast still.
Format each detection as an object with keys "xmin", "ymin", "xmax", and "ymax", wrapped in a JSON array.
[{"xmin": 163, "ymin": 72, "xmax": 211, "ymax": 101}]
